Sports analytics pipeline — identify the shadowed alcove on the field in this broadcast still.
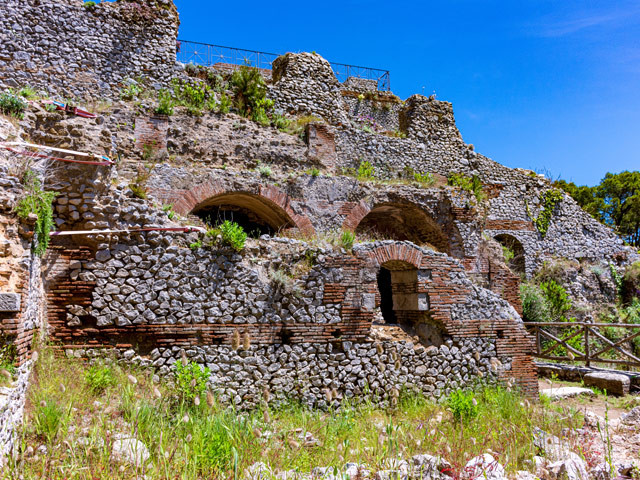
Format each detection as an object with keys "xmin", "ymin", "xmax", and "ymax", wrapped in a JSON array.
[
  {"xmin": 355, "ymin": 202, "xmax": 451, "ymax": 253},
  {"xmin": 192, "ymin": 192, "xmax": 295, "ymax": 237}
]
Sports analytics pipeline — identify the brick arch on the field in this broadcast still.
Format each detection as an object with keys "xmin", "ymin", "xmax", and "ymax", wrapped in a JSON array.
[
  {"xmin": 342, "ymin": 200, "xmax": 458, "ymax": 256},
  {"xmin": 171, "ymin": 181, "xmax": 315, "ymax": 236},
  {"xmin": 356, "ymin": 242, "xmax": 425, "ymax": 270}
]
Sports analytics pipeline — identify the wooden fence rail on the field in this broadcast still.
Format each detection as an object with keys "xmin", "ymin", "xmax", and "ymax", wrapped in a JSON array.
[{"xmin": 523, "ymin": 322, "xmax": 640, "ymax": 368}]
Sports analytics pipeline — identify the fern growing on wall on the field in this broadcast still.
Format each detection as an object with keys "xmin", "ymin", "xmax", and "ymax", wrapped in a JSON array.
[{"xmin": 15, "ymin": 170, "xmax": 58, "ymax": 256}]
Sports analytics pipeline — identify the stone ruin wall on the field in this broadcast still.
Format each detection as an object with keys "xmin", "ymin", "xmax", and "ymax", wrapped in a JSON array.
[
  {"xmin": 45, "ymin": 237, "xmax": 537, "ymax": 408},
  {"xmin": 266, "ymin": 52, "xmax": 634, "ymax": 276},
  {"xmin": 2, "ymin": 0, "xmax": 636, "ymax": 462},
  {"xmin": 0, "ymin": 0, "xmax": 180, "ymax": 99},
  {"xmin": 0, "ymin": 0, "xmax": 631, "ymax": 275},
  {"xmin": 0, "ymin": 162, "xmax": 46, "ymax": 465}
]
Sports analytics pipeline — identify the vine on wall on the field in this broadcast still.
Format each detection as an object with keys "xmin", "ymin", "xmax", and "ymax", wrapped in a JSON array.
[
  {"xmin": 15, "ymin": 170, "xmax": 58, "ymax": 256},
  {"xmin": 526, "ymin": 189, "xmax": 563, "ymax": 238}
]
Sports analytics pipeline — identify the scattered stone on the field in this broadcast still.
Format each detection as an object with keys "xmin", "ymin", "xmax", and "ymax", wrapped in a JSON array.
[
  {"xmin": 463, "ymin": 454, "xmax": 505, "ymax": 480},
  {"xmin": 583, "ymin": 372, "xmax": 630, "ymax": 397},
  {"xmin": 621, "ymin": 406, "xmax": 640, "ymax": 426},
  {"xmin": 111, "ymin": 438, "xmax": 150, "ymax": 466},
  {"xmin": 539, "ymin": 387, "xmax": 594, "ymax": 400}
]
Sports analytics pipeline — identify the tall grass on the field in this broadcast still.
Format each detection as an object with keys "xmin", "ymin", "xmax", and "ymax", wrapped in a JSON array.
[{"xmin": 6, "ymin": 347, "xmax": 586, "ymax": 479}]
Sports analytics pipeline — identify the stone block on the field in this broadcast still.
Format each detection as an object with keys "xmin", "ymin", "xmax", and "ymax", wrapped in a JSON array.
[
  {"xmin": 0, "ymin": 293, "xmax": 20, "ymax": 312},
  {"xmin": 583, "ymin": 372, "xmax": 630, "ymax": 397}
]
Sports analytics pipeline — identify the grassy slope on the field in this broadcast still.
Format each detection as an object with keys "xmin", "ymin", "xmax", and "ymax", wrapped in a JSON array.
[{"xmin": 4, "ymin": 346, "xmax": 588, "ymax": 480}]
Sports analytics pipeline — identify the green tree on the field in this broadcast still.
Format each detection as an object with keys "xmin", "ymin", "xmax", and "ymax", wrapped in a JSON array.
[{"xmin": 597, "ymin": 171, "xmax": 640, "ymax": 247}]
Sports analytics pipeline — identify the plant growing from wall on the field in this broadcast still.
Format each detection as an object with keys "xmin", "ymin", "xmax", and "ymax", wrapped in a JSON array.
[
  {"xmin": 609, "ymin": 262, "xmax": 623, "ymax": 301},
  {"xmin": 540, "ymin": 280, "xmax": 572, "ymax": 321},
  {"xmin": 622, "ymin": 261, "xmax": 640, "ymax": 304},
  {"xmin": 119, "ymin": 81, "xmax": 142, "ymax": 100},
  {"xmin": 205, "ymin": 220, "xmax": 247, "ymax": 252},
  {"xmin": 520, "ymin": 283, "xmax": 551, "ymax": 323},
  {"xmin": 447, "ymin": 173, "xmax": 485, "ymax": 203},
  {"xmin": 269, "ymin": 268, "xmax": 302, "ymax": 297},
  {"xmin": 230, "ymin": 65, "xmax": 272, "ymax": 124},
  {"xmin": 155, "ymin": 89, "xmax": 174, "ymax": 115},
  {"xmin": 15, "ymin": 170, "xmax": 58, "ymax": 256},
  {"xmin": 357, "ymin": 160, "xmax": 375, "ymax": 180},
  {"xmin": 525, "ymin": 189, "xmax": 563, "ymax": 238},
  {"xmin": 502, "ymin": 245, "xmax": 515, "ymax": 264},
  {"xmin": 0, "ymin": 90, "xmax": 28, "ymax": 119},
  {"xmin": 340, "ymin": 230, "xmax": 356, "ymax": 250},
  {"xmin": 171, "ymin": 79, "xmax": 209, "ymax": 115}
]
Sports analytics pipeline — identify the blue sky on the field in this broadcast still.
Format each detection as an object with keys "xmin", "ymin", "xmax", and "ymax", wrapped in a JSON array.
[{"xmin": 173, "ymin": 0, "xmax": 640, "ymax": 186}]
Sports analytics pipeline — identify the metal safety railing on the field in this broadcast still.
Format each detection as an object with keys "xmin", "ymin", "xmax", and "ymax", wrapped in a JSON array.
[
  {"xmin": 524, "ymin": 321, "xmax": 640, "ymax": 368},
  {"xmin": 176, "ymin": 39, "xmax": 391, "ymax": 91}
]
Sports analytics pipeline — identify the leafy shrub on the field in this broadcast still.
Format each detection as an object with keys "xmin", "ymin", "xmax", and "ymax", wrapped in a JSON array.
[
  {"xmin": 272, "ymin": 113, "xmax": 291, "ymax": 131},
  {"xmin": 258, "ymin": 165, "xmax": 272, "ymax": 178},
  {"xmin": 15, "ymin": 170, "xmax": 58, "ymax": 256},
  {"xmin": 220, "ymin": 220, "xmax": 247, "ymax": 251},
  {"xmin": 174, "ymin": 360, "xmax": 210, "ymax": 403},
  {"xmin": 217, "ymin": 93, "xmax": 231, "ymax": 114},
  {"xmin": 540, "ymin": 280, "xmax": 572, "ymax": 320},
  {"xmin": 230, "ymin": 65, "xmax": 270, "ymax": 122},
  {"xmin": 155, "ymin": 88, "xmax": 174, "ymax": 115},
  {"xmin": 85, "ymin": 365, "xmax": 116, "ymax": 394},
  {"xmin": 206, "ymin": 221, "xmax": 247, "ymax": 252},
  {"xmin": 502, "ymin": 245, "xmax": 515, "ymax": 263},
  {"xmin": 357, "ymin": 160, "xmax": 375, "ymax": 180},
  {"xmin": 412, "ymin": 171, "xmax": 434, "ymax": 187},
  {"xmin": 119, "ymin": 82, "xmax": 142, "ymax": 100},
  {"xmin": 520, "ymin": 283, "xmax": 551, "ymax": 323},
  {"xmin": 189, "ymin": 240, "xmax": 202, "ymax": 250},
  {"xmin": 340, "ymin": 230, "xmax": 355, "ymax": 250},
  {"xmin": 0, "ymin": 90, "xmax": 28, "ymax": 119},
  {"xmin": 447, "ymin": 389, "xmax": 478, "ymax": 422},
  {"xmin": 83, "ymin": 1, "xmax": 96, "ymax": 8},
  {"xmin": 308, "ymin": 167, "xmax": 320, "ymax": 177},
  {"xmin": 447, "ymin": 173, "xmax": 485, "ymax": 203},
  {"xmin": 18, "ymin": 86, "xmax": 37, "ymax": 100},
  {"xmin": 34, "ymin": 398, "xmax": 70, "ymax": 444},
  {"xmin": 171, "ymin": 79, "xmax": 209, "ymax": 115}
]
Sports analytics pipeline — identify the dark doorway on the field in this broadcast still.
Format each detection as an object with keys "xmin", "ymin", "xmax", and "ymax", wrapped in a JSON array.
[{"xmin": 377, "ymin": 267, "xmax": 397, "ymax": 324}]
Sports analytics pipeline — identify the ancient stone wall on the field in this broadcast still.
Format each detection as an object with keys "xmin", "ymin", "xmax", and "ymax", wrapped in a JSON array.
[
  {"xmin": 76, "ymin": 338, "xmax": 504, "ymax": 409},
  {"xmin": 44, "ymin": 235, "xmax": 537, "ymax": 402},
  {"xmin": 269, "ymin": 53, "xmax": 350, "ymax": 126},
  {"xmin": 0, "ymin": 167, "xmax": 46, "ymax": 466},
  {"xmin": 0, "ymin": 0, "xmax": 180, "ymax": 98}
]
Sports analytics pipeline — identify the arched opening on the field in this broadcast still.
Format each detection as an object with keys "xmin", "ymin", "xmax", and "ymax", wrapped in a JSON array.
[
  {"xmin": 192, "ymin": 193, "xmax": 295, "ymax": 238},
  {"xmin": 355, "ymin": 202, "xmax": 450, "ymax": 253},
  {"xmin": 374, "ymin": 259, "xmax": 445, "ymax": 346},
  {"xmin": 494, "ymin": 234, "xmax": 526, "ymax": 275}
]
